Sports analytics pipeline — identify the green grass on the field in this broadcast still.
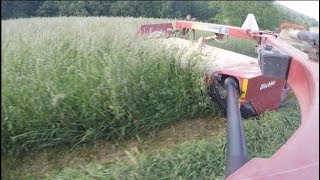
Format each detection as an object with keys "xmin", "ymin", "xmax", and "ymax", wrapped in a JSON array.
[
  {"xmin": 2, "ymin": 94, "xmax": 298, "ymax": 179},
  {"xmin": 44, "ymin": 94, "xmax": 300, "ymax": 180},
  {"xmin": 208, "ymin": 37, "xmax": 257, "ymax": 57},
  {"xmin": 2, "ymin": 16, "xmax": 301, "ymax": 180},
  {"xmin": 2, "ymin": 17, "xmax": 219, "ymax": 157}
]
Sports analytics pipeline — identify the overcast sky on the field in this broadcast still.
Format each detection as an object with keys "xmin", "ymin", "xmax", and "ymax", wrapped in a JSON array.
[{"xmin": 275, "ymin": 1, "xmax": 319, "ymax": 21}]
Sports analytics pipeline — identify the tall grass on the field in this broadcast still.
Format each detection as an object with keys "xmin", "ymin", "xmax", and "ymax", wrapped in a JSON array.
[
  {"xmin": 47, "ymin": 94, "xmax": 300, "ymax": 180},
  {"xmin": 2, "ymin": 17, "xmax": 219, "ymax": 156},
  {"xmin": 2, "ymin": 16, "xmax": 302, "ymax": 180}
]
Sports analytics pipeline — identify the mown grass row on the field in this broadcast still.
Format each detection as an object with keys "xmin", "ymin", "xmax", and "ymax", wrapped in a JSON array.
[
  {"xmin": 46, "ymin": 94, "xmax": 300, "ymax": 180},
  {"xmin": 2, "ymin": 17, "xmax": 220, "ymax": 156}
]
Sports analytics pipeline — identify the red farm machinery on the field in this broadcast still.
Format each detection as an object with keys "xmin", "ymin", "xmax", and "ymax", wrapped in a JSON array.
[{"xmin": 137, "ymin": 15, "xmax": 319, "ymax": 179}]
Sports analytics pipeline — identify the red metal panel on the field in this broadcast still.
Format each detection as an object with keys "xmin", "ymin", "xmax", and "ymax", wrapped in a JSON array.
[
  {"xmin": 218, "ymin": 65, "xmax": 286, "ymax": 115},
  {"xmin": 175, "ymin": 21, "xmax": 255, "ymax": 40},
  {"xmin": 175, "ymin": 21, "xmax": 193, "ymax": 29},
  {"xmin": 246, "ymin": 77, "xmax": 286, "ymax": 114},
  {"xmin": 228, "ymin": 28, "xmax": 253, "ymax": 40}
]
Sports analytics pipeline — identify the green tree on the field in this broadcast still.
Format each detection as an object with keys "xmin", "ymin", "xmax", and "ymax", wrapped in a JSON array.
[
  {"xmin": 36, "ymin": 1, "xmax": 59, "ymax": 17},
  {"xmin": 110, "ymin": 1, "xmax": 141, "ymax": 17},
  {"xmin": 2, "ymin": 1, "xmax": 44, "ymax": 19},
  {"xmin": 68, "ymin": 1, "xmax": 90, "ymax": 16},
  {"xmin": 210, "ymin": 1, "xmax": 318, "ymax": 30},
  {"xmin": 85, "ymin": 1, "xmax": 114, "ymax": 16},
  {"xmin": 2, "ymin": 0, "xmax": 318, "ymax": 28}
]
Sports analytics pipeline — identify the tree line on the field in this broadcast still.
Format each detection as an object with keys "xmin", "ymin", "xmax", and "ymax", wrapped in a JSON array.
[{"xmin": 1, "ymin": 1, "xmax": 318, "ymax": 30}]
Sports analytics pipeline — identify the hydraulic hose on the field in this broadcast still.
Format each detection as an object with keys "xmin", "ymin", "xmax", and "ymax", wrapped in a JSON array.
[{"xmin": 224, "ymin": 77, "xmax": 248, "ymax": 178}]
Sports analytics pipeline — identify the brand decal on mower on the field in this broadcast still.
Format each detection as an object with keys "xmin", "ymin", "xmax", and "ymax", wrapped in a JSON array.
[
  {"xmin": 191, "ymin": 24, "xmax": 229, "ymax": 35},
  {"xmin": 260, "ymin": 81, "xmax": 275, "ymax": 90}
]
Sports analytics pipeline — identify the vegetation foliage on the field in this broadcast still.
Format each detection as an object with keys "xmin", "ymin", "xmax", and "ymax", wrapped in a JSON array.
[
  {"xmin": 1, "ymin": 1, "xmax": 306, "ymax": 178},
  {"xmin": 2, "ymin": 17, "xmax": 219, "ymax": 156},
  {"xmin": 45, "ymin": 94, "xmax": 300, "ymax": 180},
  {"xmin": 1, "ymin": 1, "xmax": 318, "ymax": 29}
]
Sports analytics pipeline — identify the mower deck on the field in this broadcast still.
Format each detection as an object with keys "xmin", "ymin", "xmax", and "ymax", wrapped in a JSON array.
[
  {"xmin": 137, "ymin": 19, "xmax": 319, "ymax": 179},
  {"xmin": 159, "ymin": 37, "xmax": 288, "ymax": 117}
]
